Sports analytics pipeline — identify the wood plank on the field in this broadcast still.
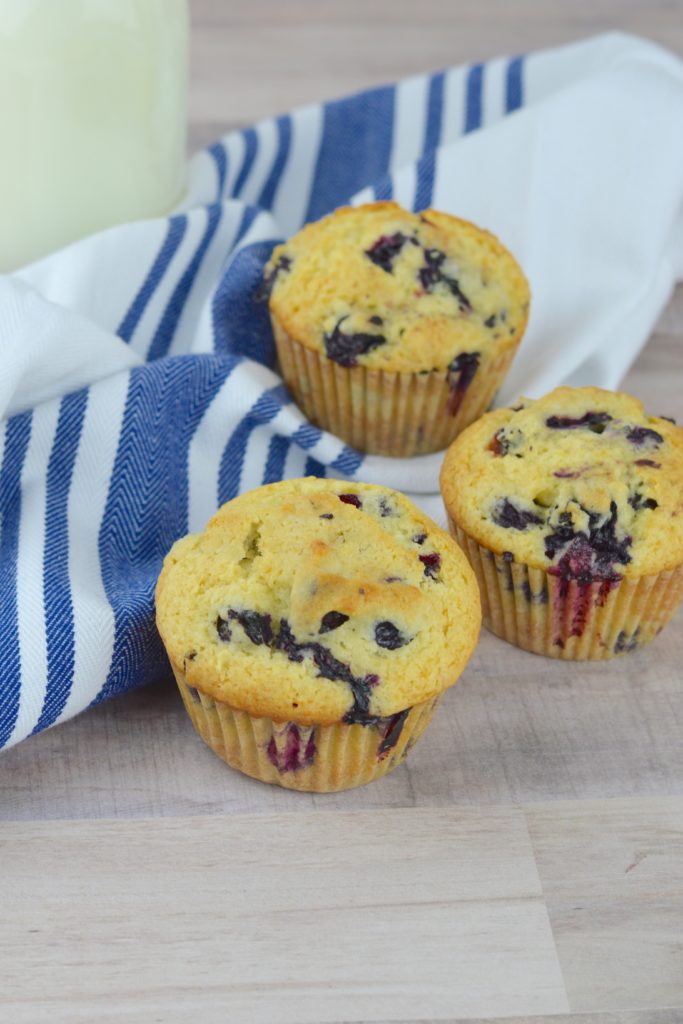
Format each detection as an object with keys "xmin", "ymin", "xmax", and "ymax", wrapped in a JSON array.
[
  {"xmin": 526, "ymin": 798, "xmax": 683, "ymax": 1014},
  {"xmin": 526, "ymin": 797, "xmax": 683, "ymax": 899},
  {"xmin": 188, "ymin": 0, "xmax": 683, "ymax": 132},
  {"xmin": 547, "ymin": 897, "xmax": 683, "ymax": 1014},
  {"xmin": 0, "ymin": 808, "xmax": 568, "ymax": 1023}
]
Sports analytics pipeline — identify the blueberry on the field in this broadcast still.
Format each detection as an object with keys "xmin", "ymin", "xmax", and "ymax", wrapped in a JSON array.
[
  {"xmin": 216, "ymin": 615, "xmax": 232, "ymax": 642},
  {"xmin": 546, "ymin": 411, "xmax": 612, "ymax": 433},
  {"xmin": 339, "ymin": 492, "xmax": 362, "ymax": 509},
  {"xmin": 369, "ymin": 315, "xmax": 384, "ymax": 325},
  {"xmin": 484, "ymin": 314, "xmax": 497, "ymax": 328},
  {"xmin": 629, "ymin": 493, "xmax": 658, "ymax": 512},
  {"xmin": 324, "ymin": 317, "xmax": 386, "ymax": 368},
  {"xmin": 418, "ymin": 248, "xmax": 472, "ymax": 312},
  {"xmin": 374, "ymin": 621, "xmax": 411, "ymax": 650},
  {"xmin": 625, "ymin": 426, "xmax": 664, "ymax": 446},
  {"xmin": 412, "ymin": 532, "xmax": 427, "ymax": 545},
  {"xmin": 319, "ymin": 611, "xmax": 349, "ymax": 633},
  {"xmin": 254, "ymin": 254, "xmax": 292, "ymax": 302},
  {"xmin": 228, "ymin": 609, "xmax": 273, "ymax": 646},
  {"xmin": 365, "ymin": 232, "xmax": 417, "ymax": 273},
  {"xmin": 492, "ymin": 498, "xmax": 543, "ymax": 531},
  {"xmin": 272, "ymin": 618, "xmax": 380, "ymax": 725},
  {"xmin": 274, "ymin": 619, "xmax": 305, "ymax": 662},
  {"xmin": 419, "ymin": 552, "xmax": 441, "ymax": 578},
  {"xmin": 545, "ymin": 500, "xmax": 631, "ymax": 585}
]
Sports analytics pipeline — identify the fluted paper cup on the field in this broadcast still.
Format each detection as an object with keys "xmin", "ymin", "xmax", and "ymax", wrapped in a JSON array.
[
  {"xmin": 173, "ymin": 665, "xmax": 440, "ymax": 791},
  {"xmin": 448, "ymin": 516, "xmax": 683, "ymax": 660},
  {"xmin": 273, "ymin": 317, "xmax": 518, "ymax": 457}
]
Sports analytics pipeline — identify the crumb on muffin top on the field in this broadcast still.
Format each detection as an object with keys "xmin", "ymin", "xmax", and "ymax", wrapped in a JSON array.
[
  {"xmin": 260, "ymin": 201, "xmax": 530, "ymax": 373},
  {"xmin": 155, "ymin": 478, "xmax": 481, "ymax": 725},
  {"xmin": 441, "ymin": 386, "xmax": 683, "ymax": 580}
]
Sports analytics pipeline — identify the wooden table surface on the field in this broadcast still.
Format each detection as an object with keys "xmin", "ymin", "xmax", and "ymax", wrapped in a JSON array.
[{"xmin": 2, "ymin": 3, "xmax": 683, "ymax": 1022}]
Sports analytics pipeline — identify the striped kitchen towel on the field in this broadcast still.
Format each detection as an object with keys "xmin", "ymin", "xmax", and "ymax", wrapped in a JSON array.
[{"xmin": 2, "ymin": 33, "xmax": 683, "ymax": 750}]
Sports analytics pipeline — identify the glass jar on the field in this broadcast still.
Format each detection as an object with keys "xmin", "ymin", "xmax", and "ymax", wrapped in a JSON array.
[{"xmin": 0, "ymin": 0, "xmax": 188, "ymax": 271}]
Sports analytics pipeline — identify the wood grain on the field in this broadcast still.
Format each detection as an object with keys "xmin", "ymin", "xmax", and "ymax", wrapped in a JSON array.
[
  {"xmin": 2, "ymin": 2, "xmax": 683, "ymax": 1020},
  {"xmin": 0, "ymin": 808, "xmax": 569, "ymax": 1023}
]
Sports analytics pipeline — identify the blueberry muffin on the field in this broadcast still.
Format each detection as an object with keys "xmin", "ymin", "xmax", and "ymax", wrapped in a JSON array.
[
  {"xmin": 259, "ymin": 201, "xmax": 530, "ymax": 456},
  {"xmin": 155, "ymin": 478, "xmax": 481, "ymax": 791},
  {"xmin": 440, "ymin": 386, "xmax": 683, "ymax": 659}
]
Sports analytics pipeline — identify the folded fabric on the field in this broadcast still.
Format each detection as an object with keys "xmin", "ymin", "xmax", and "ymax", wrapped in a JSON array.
[{"xmin": 1, "ymin": 32, "xmax": 682, "ymax": 751}]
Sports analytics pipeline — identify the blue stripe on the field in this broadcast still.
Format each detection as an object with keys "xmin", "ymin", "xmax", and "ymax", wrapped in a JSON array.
[
  {"xmin": 218, "ymin": 384, "xmax": 289, "ymax": 503},
  {"xmin": 95, "ymin": 355, "xmax": 240, "ymax": 706},
  {"xmin": 0, "ymin": 412, "xmax": 33, "ymax": 748},
  {"xmin": 117, "ymin": 215, "xmax": 188, "ymax": 344},
  {"xmin": 32, "ymin": 390, "xmax": 89, "ymax": 735},
  {"xmin": 304, "ymin": 456, "xmax": 326, "ymax": 478},
  {"xmin": 147, "ymin": 203, "xmax": 223, "ymax": 362},
  {"xmin": 291, "ymin": 423, "xmax": 323, "ymax": 450},
  {"xmin": 414, "ymin": 151, "xmax": 437, "ymax": 212},
  {"xmin": 505, "ymin": 55, "xmax": 524, "ymax": 112},
  {"xmin": 424, "ymin": 72, "xmax": 445, "ymax": 153},
  {"xmin": 306, "ymin": 84, "xmax": 395, "ymax": 221},
  {"xmin": 208, "ymin": 141, "xmax": 228, "ymax": 199},
  {"xmin": 232, "ymin": 127, "xmax": 259, "ymax": 197},
  {"xmin": 211, "ymin": 234, "xmax": 278, "ymax": 363},
  {"xmin": 374, "ymin": 176, "xmax": 394, "ymax": 201},
  {"xmin": 258, "ymin": 116, "xmax": 292, "ymax": 210},
  {"xmin": 464, "ymin": 63, "xmax": 484, "ymax": 133},
  {"xmin": 262, "ymin": 435, "xmax": 290, "ymax": 484},
  {"xmin": 331, "ymin": 446, "xmax": 364, "ymax": 476}
]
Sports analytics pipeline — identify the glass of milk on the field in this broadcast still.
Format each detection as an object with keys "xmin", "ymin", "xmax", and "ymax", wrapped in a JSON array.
[{"xmin": 0, "ymin": 0, "xmax": 188, "ymax": 271}]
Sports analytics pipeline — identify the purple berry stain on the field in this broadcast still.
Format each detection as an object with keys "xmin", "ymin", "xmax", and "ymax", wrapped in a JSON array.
[
  {"xmin": 447, "ymin": 352, "xmax": 480, "ymax": 416},
  {"xmin": 267, "ymin": 723, "xmax": 317, "ymax": 774},
  {"xmin": 544, "ymin": 501, "xmax": 631, "ymax": 643},
  {"xmin": 377, "ymin": 708, "xmax": 411, "ymax": 760}
]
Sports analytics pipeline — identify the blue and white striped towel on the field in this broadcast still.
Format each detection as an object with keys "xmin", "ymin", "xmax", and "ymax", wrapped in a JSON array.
[{"xmin": 2, "ymin": 33, "xmax": 683, "ymax": 750}]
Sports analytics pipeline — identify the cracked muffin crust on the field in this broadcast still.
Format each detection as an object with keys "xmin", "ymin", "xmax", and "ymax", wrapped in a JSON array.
[
  {"xmin": 440, "ymin": 386, "xmax": 683, "ymax": 659},
  {"xmin": 260, "ymin": 201, "xmax": 530, "ymax": 456},
  {"xmin": 155, "ymin": 478, "xmax": 481, "ymax": 790}
]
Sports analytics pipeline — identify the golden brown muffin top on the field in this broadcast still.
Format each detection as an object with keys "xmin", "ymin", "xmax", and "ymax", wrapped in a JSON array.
[
  {"xmin": 156, "ymin": 478, "xmax": 481, "ymax": 725},
  {"xmin": 441, "ymin": 386, "xmax": 683, "ymax": 579},
  {"xmin": 261, "ymin": 201, "xmax": 530, "ymax": 373}
]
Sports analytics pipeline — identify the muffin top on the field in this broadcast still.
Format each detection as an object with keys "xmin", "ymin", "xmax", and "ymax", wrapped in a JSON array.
[
  {"xmin": 441, "ymin": 386, "xmax": 683, "ymax": 580},
  {"xmin": 260, "ymin": 201, "xmax": 530, "ymax": 373},
  {"xmin": 155, "ymin": 479, "xmax": 481, "ymax": 726}
]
